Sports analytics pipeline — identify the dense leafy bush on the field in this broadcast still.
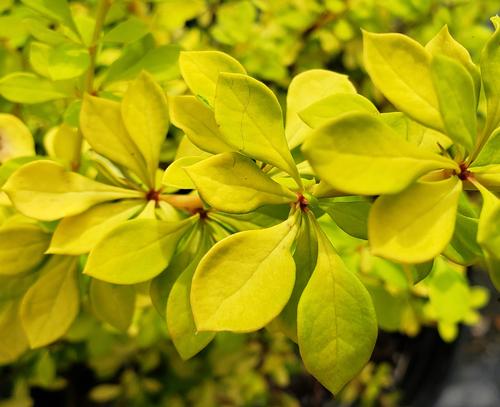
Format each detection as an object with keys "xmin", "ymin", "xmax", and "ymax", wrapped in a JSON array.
[{"xmin": 0, "ymin": 0, "xmax": 498, "ymax": 405}]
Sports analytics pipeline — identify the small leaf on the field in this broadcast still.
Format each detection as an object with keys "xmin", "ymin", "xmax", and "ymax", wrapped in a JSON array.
[
  {"xmin": 80, "ymin": 94, "xmax": 150, "ymax": 185},
  {"xmin": 3, "ymin": 161, "xmax": 143, "ymax": 221},
  {"xmin": 297, "ymin": 219, "xmax": 377, "ymax": 395},
  {"xmin": 84, "ymin": 218, "xmax": 195, "ymax": 284},
  {"xmin": 89, "ymin": 279, "xmax": 135, "ymax": 332},
  {"xmin": 363, "ymin": 31, "xmax": 442, "ymax": 130},
  {"xmin": 0, "ymin": 300, "xmax": 29, "ymax": 364},
  {"xmin": 0, "ymin": 224, "xmax": 50, "ymax": 276},
  {"xmin": 103, "ymin": 17, "xmax": 148, "ymax": 44},
  {"xmin": 0, "ymin": 114, "xmax": 35, "ymax": 163},
  {"xmin": 320, "ymin": 197, "xmax": 371, "ymax": 240},
  {"xmin": 169, "ymin": 95, "xmax": 233, "ymax": 154},
  {"xmin": 121, "ymin": 72, "xmax": 169, "ymax": 183},
  {"xmin": 20, "ymin": 256, "xmax": 79, "ymax": 348},
  {"xmin": 286, "ymin": 70, "xmax": 356, "ymax": 148},
  {"xmin": 472, "ymin": 127, "xmax": 500, "ymax": 167},
  {"xmin": 179, "ymin": 50, "xmax": 246, "ymax": 105},
  {"xmin": 47, "ymin": 44, "xmax": 90, "ymax": 81},
  {"xmin": 369, "ymin": 177, "xmax": 462, "ymax": 263},
  {"xmin": 430, "ymin": 55, "xmax": 476, "ymax": 152},
  {"xmin": 274, "ymin": 211, "xmax": 317, "ymax": 342},
  {"xmin": 48, "ymin": 200, "xmax": 143, "ymax": 255},
  {"xmin": 302, "ymin": 112, "xmax": 458, "ymax": 195},
  {"xmin": 215, "ymin": 73, "xmax": 300, "ymax": 185},
  {"xmin": 186, "ymin": 152, "xmax": 297, "ymax": 213},
  {"xmin": 425, "ymin": 25, "xmax": 481, "ymax": 100},
  {"xmin": 299, "ymin": 93, "xmax": 378, "ymax": 129},
  {"xmin": 21, "ymin": 0, "xmax": 77, "ymax": 33},
  {"xmin": 191, "ymin": 214, "xmax": 299, "ymax": 332},
  {"xmin": 167, "ymin": 231, "xmax": 215, "ymax": 359},
  {"xmin": 163, "ymin": 156, "xmax": 203, "ymax": 190},
  {"xmin": 480, "ymin": 16, "xmax": 500, "ymax": 136},
  {"xmin": 0, "ymin": 73, "xmax": 68, "ymax": 103}
]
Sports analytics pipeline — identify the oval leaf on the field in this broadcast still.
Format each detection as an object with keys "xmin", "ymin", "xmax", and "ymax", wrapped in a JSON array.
[
  {"xmin": 369, "ymin": 177, "xmax": 462, "ymax": 263},
  {"xmin": 302, "ymin": 112, "xmax": 458, "ymax": 195},
  {"xmin": 3, "ymin": 161, "xmax": 143, "ymax": 221},
  {"xmin": 186, "ymin": 152, "xmax": 297, "ymax": 213},
  {"xmin": 0, "ymin": 114, "xmax": 35, "ymax": 163},
  {"xmin": 191, "ymin": 214, "xmax": 299, "ymax": 332}
]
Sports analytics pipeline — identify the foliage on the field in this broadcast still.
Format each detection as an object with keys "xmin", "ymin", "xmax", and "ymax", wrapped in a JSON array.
[{"xmin": 0, "ymin": 0, "xmax": 498, "ymax": 404}]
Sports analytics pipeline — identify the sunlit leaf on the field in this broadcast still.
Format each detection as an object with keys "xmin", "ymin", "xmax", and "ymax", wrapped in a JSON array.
[{"xmin": 0, "ymin": 114, "xmax": 35, "ymax": 163}]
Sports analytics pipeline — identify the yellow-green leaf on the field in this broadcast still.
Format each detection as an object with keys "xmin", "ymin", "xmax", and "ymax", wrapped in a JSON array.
[
  {"xmin": 20, "ymin": 256, "xmax": 79, "ymax": 348},
  {"xmin": 363, "ymin": 31, "xmax": 442, "ymax": 130},
  {"xmin": 162, "ymin": 156, "xmax": 204, "ymax": 190},
  {"xmin": 84, "ymin": 218, "xmax": 195, "ymax": 284},
  {"xmin": 169, "ymin": 95, "xmax": 233, "ymax": 154},
  {"xmin": 297, "ymin": 219, "xmax": 377, "ymax": 395},
  {"xmin": 121, "ymin": 72, "xmax": 169, "ymax": 182},
  {"xmin": 186, "ymin": 152, "xmax": 297, "ymax": 213},
  {"xmin": 3, "ymin": 161, "xmax": 143, "ymax": 221},
  {"xmin": 0, "ymin": 224, "xmax": 50, "ymax": 276},
  {"xmin": 0, "ymin": 300, "xmax": 29, "ymax": 364},
  {"xmin": 80, "ymin": 94, "xmax": 150, "ymax": 186},
  {"xmin": 369, "ymin": 177, "xmax": 462, "ymax": 263},
  {"xmin": 215, "ymin": 73, "xmax": 300, "ymax": 186},
  {"xmin": 430, "ymin": 55, "xmax": 476, "ymax": 152},
  {"xmin": 0, "ymin": 114, "xmax": 35, "ymax": 163},
  {"xmin": 191, "ymin": 214, "xmax": 299, "ymax": 332},
  {"xmin": 48, "ymin": 200, "xmax": 143, "ymax": 255},
  {"xmin": 89, "ymin": 279, "xmax": 136, "ymax": 332},
  {"xmin": 167, "ymin": 231, "xmax": 214, "ymax": 359},
  {"xmin": 480, "ymin": 16, "xmax": 500, "ymax": 137},
  {"xmin": 299, "ymin": 93, "xmax": 378, "ymax": 129},
  {"xmin": 179, "ymin": 50, "xmax": 246, "ymax": 105},
  {"xmin": 425, "ymin": 25, "xmax": 481, "ymax": 100},
  {"xmin": 286, "ymin": 70, "xmax": 356, "ymax": 148},
  {"xmin": 302, "ymin": 112, "xmax": 458, "ymax": 195}
]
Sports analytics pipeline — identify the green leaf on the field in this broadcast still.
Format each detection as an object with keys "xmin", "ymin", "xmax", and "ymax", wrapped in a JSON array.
[
  {"xmin": 297, "ymin": 219, "xmax": 377, "ymax": 395},
  {"xmin": 3, "ymin": 161, "xmax": 143, "ymax": 221},
  {"xmin": 298, "ymin": 93, "xmax": 378, "ymax": 129},
  {"xmin": 302, "ymin": 112, "xmax": 458, "ymax": 195},
  {"xmin": 169, "ymin": 95, "xmax": 233, "ymax": 154},
  {"xmin": 480, "ymin": 16, "xmax": 500, "ymax": 137},
  {"xmin": 472, "ymin": 127, "xmax": 500, "ymax": 167},
  {"xmin": 285, "ymin": 70, "xmax": 356, "ymax": 148},
  {"xmin": 48, "ymin": 200, "xmax": 143, "ymax": 255},
  {"xmin": 0, "ymin": 224, "xmax": 50, "ymax": 276},
  {"xmin": 0, "ymin": 73, "xmax": 68, "ymax": 103},
  {"xmin": 20, "ymin": 256, "xmax": 79, "ymax": 348},
  {"xmin": 0, "ymin": 114, "xmax": 35, "ymax": 163},
  {"xmin": 369, "ymin": 177, "xmax": 462, "ymax": 263},
  {"xmin": 167, "ymin": 231, "xmax": 215, "ymax": 359},
  {"xmin": 191, "ymin": 213, "xmax": 299, "ymax": 332},
  {"xmin": 363, "ymin": 31, "xmax": 442, "ymax": 130},
  {"xmin": 215, "ymin": 73, "xmax": 300, "ymax": 186},
  {"xmin": 470, "ymin": 165, "xmax": 500, "ymax": 192},
  {"xmin": 104, "ymin": 42, "xmax": 181, "ymax": 85},
  {"xmin": 84, "ymin": 218, "xmax": 195, "ymax": 284},
  {"xmin": 29, "ymin": 41, "xmax": 51, "ymax": 78},
  {"xmin": 21, "ymin": 0, "xmax": 77, "ymax": 33},
  {"xmin": 179, "ymin": 51, "xmax": 246, "ymax": 105},
  {"xmin": 47, "ymin": 44, "xmax": 90, "ymax": 81},
  {"xmin": 320, "ymin": 197, "xmax": 371, "ymax": 240},
  {"xmin": 121, "ymin": 72, "xmax": 169, "ymax": 183},
  {"xmin": 430, "ymin": 55, "xmax": 476, "ymax": 152},
  {"xmin": 0, "ymin": 300, "xmax": 29, "ymax": 364},
  {"xmin": 273, "ymin": 211, "xmax": 317, "ymax": 342},
  {"xmin": 425, "ymin": 25, "xmax": 481, "ymax": 100},
  {"xmin": 103, "ymin": 17, "xmax": 148, "ymax": 44},
  {"xmin": 80, "ymin": 94, "xmax": 150, "ymax": 185},
  {"xmin": 89, "ymin": 279, "xmax": 135, "ymax": 332},
  {"xmin": 186, "ymin": 152, "xmax": 297, "ymax": 213},
  {"xmin": 475, "ymin": 182, "xmax": 500, "ymax": 290}
]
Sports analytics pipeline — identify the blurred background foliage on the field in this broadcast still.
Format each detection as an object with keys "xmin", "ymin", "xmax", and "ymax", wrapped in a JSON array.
[{"xmin": 0, "ymin": 0, "xmax": 498, "ymax": 406}]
